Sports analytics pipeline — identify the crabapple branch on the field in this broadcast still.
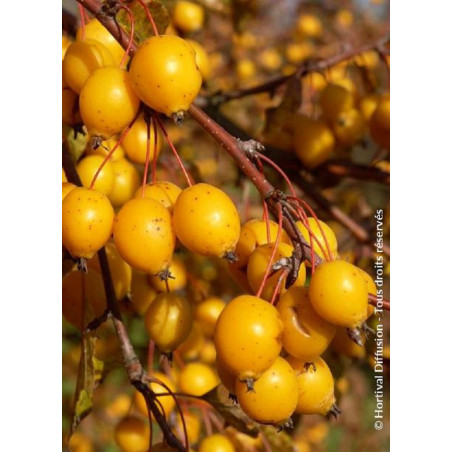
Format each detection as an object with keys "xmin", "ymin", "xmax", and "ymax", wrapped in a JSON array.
[
  {"xmin": 202, "ymin": 105, "xmax": 391, "ymax": 258},
  {"xmin": 199, "ymin": 33, "xmax": 390, "ymax": 105}
]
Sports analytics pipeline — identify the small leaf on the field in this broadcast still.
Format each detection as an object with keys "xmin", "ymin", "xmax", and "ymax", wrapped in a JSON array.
[
  {"xmin": 63, "ymin": 125, "xmax": 88, "ymax": 163},
  {"xmin": 69, "ymin": 332, "xmax": 98, "ymax": 439},
  {"xmin": 117, "ymin": 1, "xmax": 170, "ymax": 44}
]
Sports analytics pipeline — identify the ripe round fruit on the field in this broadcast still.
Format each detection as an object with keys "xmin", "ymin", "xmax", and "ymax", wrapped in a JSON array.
[
  {"xmin": 62, "ymin": 187, "xmax": 114, "ymax": 258},
  {"xmin": 135, "ymin": 181, "xmax": 182, "ymax": 213},
  {"xmin": 287, "ymin": 356, "xmax": 336, "ymax": 415},
  {"xmin": 308, "ymin": 260, "xmax": 368, "ymax": 328},
  {"xmin": 214, "ymin": 295, "xmax": 283, "ymax": 381},
  {"xmin": 199, "ymin": 434, "xmax": 235, "ymax": 452},
  {"xmin": 297, "ymin": 14, "xmax": 323, "ymax": 38},
  {"xmin": 247, "ymin": 242, "xmax": 306, "ymax": 301},
  {"xmin": 68, "ymin": 432, "xmax": 93, "ymax": 452},
  {"xmin": 108, "ymin": 158, "xmax": 140, "ymax": 207},
  {"xmin": 62, "ymin": 39, "xmax": 114, "ymax": 94},
  {"xmin": 296, "ymin": 218, "xmax": 338, "ymax": 261},
  {"xmin": 332, "ymin": 108, "xmax": 366, "ymax": 147},
  {"xmin": 76, "ymin": 155, "xmax": 115, "ymax": 196},
  {"xmin": 195, "ymin": 297, "xmax": 226, "ymax": 337},
  {"xmin": 178, "ymin": 362, "xmax": 219, "ymax": 396},
  {"xmin": 236, "ymin": 59, "xmax": 256, "ymax": 81},
  {"xmin": 129, "ymin": 35, "xmax": 202, "ymax": 117},
  {"xmin": 114, "ymin": 416, "xmax": 150, "ymax": 452},
  {"xmin": 293, "ymin": 115, "xmax": 335, "ymax": 168},
  {"xmin": 85, "ymin": 137, "xmax": 125, "ymax": 162},
  {"xmin": 76, "ymin": 18, "xmax": 126, "ymax": 66},
  {"xmin": 62, "ymin": 182, "xmax": 77, "ymax": 200},
  {"xmin": 176, "ymin": 322, "xmax": 204, "ymax": 360},
  {"xmin": 173, "ymin": 1, "xmax": 205, "ymax": 33},
  {"xmin": 370, "ymin": 93, "xmax": 390, "ymax": 149},
  {"xmin": 62, "ymin": 86, "xmax": 81, "ymax": 125},
  {"xmin": 173, "ymin": 183, "xmax": 240, "ymax": 259},
  {"xmin": 277, "ymin": 287, "xmax": 336, "ymax": 361},
  {"xmin": 258, "ymin": 47, "xmax": 283, "ymax": 71},
  {"xmin": 235, "ymin": 357, "xmax": 298, "ymax": 426},
  {"xmin": 149, "ymin": 255, "xmax": 187, "ymax": 292},
  {"xmin": 320, "ymin": 83, "xmax": 355, "ymax": 122},
  {"xmin": 113, "ymin": 198, "xmax": 175, "ymax": 274},
  {"xmin": 62, "ymin": 35, "xmax": 72, "ymax": 59},
  {"xmin": 186, "ymin": 39, "xmax": 211, "ymax": 80},
  {"xmin": 233, "ymin": 219, "xmax": 291, "ymax": 269},
  {"xmin": 144, "ymin": 292, "xmax": 193, "ymax": 353},
  {"xmin": 80, "ymin": 67, "xmax": 140, "ymax": 139},
  {"xmin": 134, "ymin": 372, "xmax": 176, "ymax": 418},
  {"xmin": 285, "ymin": 41, "xmax": 313, "ymax": 64},
  {"xmin": 359, "ymin": 93, "xmax": 379, "ymax": 121},
  {"xmin": 121, "ymin": 115, "xmax": 162, "ymax": 164}
]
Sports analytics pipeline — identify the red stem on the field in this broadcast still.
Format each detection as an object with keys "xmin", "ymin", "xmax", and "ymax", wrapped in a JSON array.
[
  {"xmin": 118, "ymin": 5, "xmax": 134, "ymax": 69},
  {"xmin": 140, "ymin": 113, "xmax": 156, "ymax": 197},
  {"xmin": 77, "ymin": 3, "xmax": 86, "ymax": 39},
  {"xmin": 136, "ymin": 0, "xmax": 159, "ymax": 36},
  {"xmin": 89, "ymin": 112, "xmax": 139, "ymax": 189},
  {"xmin": 154, "ymin": 116, "xmax": 193, "ymax": 187},
  {"xmin": 256, "ymin": 205, "xmax": 283, "ymax": 299}
]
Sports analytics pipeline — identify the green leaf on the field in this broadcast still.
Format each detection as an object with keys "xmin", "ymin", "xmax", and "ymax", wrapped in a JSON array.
[
  {"xmin": 117, "ymin": 1, "xmax": 170, "ymax": 45},
  {"xmin": 63, "ymin": 125, "xmax": 88, "ymax": 163},
  {"xmin": 69, "ymin": 332, "xmax": 99, "ymax": 440}
]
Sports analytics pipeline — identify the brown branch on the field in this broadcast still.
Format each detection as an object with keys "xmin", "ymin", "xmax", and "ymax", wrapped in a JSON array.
[
  {"xmin": 315, "ymin": 160, "xmax": 390, "ymax": 185},
  {"xmin": 201, "ymin": 106, "xmax": 390, "ymax": 258},
  {"xmin": 199, "ymin": 33, "xmax": 390, "ymax": 105},
  {"xmin": 187, "ymin": 104, "xmax": 323, "ymax": 267},
  {"xmin": 369, "ymin": 293, "xmax": 390, "ymax": 311}
]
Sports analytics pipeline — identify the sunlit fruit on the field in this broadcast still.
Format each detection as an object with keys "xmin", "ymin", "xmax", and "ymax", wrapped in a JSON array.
[
  {"xmin": 308, "ymin": 260, "xmax": 368, "ymax": 328},
  {"xmin": 214, "ymin": 295, "xmax": 283, "ymax": 382},
  {"xmin": 235, "ymin": 356, "xmax": 298, "ymax": 426},
  {"xmin": 173, "ymin": 183, "xmax": 241, "ymax": 259},
  {"xmin": 178, "ymin": 362, "xmax": 219, "ymax": 396},
  {"xmin": 277, "ymin": 287, "xmax": 336, "ymax": 361},
  {"xmin": 288, "ymin": 356, "xmax": 337, "ymax": 415},
  {"xmin": 144, "ymin": 292, "xmax": 193, "ymax": 353},
  {"xmin": 129, "ymin": 35, "xmax": 202, "ymax": 117},
  {"xmin": 62, "ymin": 187, "xmax": 114, "ymax": 259}
]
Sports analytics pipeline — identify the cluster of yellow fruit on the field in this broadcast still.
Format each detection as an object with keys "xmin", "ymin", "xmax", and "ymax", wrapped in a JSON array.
[
  {"xmin": 284, "ymin": 82, "xmax": 390, "ymax": 169},
  {"xmin": 233, "ymin": 13, "xmax": 323, "ymax": 83},
  {"xmin": 62, "ymin": 4, "xmax": 384, "ymax": 451}
]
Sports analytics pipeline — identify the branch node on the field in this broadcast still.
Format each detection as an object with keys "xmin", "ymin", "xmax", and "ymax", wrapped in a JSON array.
[{"xmin": 236, "ymin": 138, "xmax": 265, "ymax": 161}]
